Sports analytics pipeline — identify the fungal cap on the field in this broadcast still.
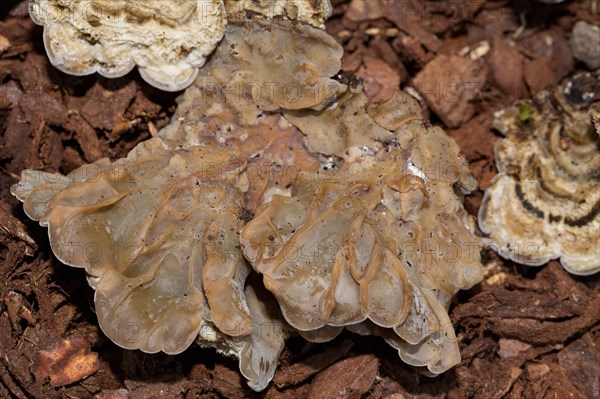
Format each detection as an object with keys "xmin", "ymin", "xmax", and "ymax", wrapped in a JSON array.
[
  {"xmin": 225, "ymin": 0, "xmax": 333, "ymax": 27},
  {"xmin": 29, "ymin": 0, "xmax": 226, "ymax": 91}
]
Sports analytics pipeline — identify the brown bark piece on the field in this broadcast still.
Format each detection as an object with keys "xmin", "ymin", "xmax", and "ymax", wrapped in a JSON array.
[
  {"xmin": 308, "ymin": 354, "xmax": 379, "ymax": 399},
  {"xmin": 518, "ymin": 28, "xmax": 574, "ymax": 82},
  {"xmin": 212, "ymin": 364, "xmax": 250, "ymax": 399},
  {"xmin": 524, "ymin": 57, "xmax": 558, "ymax": 95},
  {"xmin": 490, "ymin": 35, "xmax": 527, "ymax": 99},
  {"xmin": 413, "ymin": 55, "xmax": 487, "ymax": 128},
  {"xmin": 77, "ymin": 79, "xmax": 137, "ymax": 131},
  {"xmin": 64, "ymin": 113, "xmax": 104, "ymax": 162},
  {"xmin": 557, "ymin": 333, "xmax": 600, "ymax": 399},
  {"xmin": 0, "ymin": 202, "xmax": 36, "ymax": 255},
  {"xmin": 497, "ymin": 338, "xmax": 532, "ymax": 358},
  {"xmin": 453, "ymin": 262, "xmax": 600, "ymax": 346},
  {"xmin": 356, "ymin": 56, "xmax": 401, "ymax": 102},
  {"xmin": 125, "ymin": 377, "xmax": 188, "ymax": 399},
  {"xmin": 345, "ymin": 0, "xmax": 442, "ymax": 53},
  {"xmin": 454, "ymin": 358, "xmax": 522, "ymax": 399},
  {"xmin": 519, "ymin": 363, "xmax": 586, "ymax": 399},
  {"xmin": 95, "ymin": 389, "xmax": 129, "ymax": 399}
]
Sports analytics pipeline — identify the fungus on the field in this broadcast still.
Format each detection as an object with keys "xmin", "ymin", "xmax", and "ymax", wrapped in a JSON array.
[
  {"xmin": 204, "ymin": 18, "xmax": 346, "ymax": 116},
  {"xmin": 479, "ymin": 71, "xmax": 600, "ymax": 275},
  {"xmin": 29, "ymin": 0, "xmax": 226, "ymax": 91},
  {"xmin": 11, "ymin": 138, "xmax": 253, "ymax": 349},
  {"xmin": 29, "ymin": 0, "xmax": 338, "ymax": 92},
  {"xmin": 11, "ymin": 16, "xmax": 331, "ymax": 385},
  {"xmin": 13, "ymin": 3, "xmax": 485, "ymax": 391},
  {"xmin": 11, "ymin": 109, "xmax": 308, "ymax": 391},
  {"xmin": 241, "ymin": 90, "xmax": 482, "ymax": 375},
  {"xmin": 225, "ymin": 0, "xmax": 333, "ymax": 27}
]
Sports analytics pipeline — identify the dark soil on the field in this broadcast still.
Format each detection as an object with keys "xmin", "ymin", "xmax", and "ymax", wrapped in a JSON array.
[{"xmin": 1, "ymin": 1, "xmax": 599, "ymax": 398}]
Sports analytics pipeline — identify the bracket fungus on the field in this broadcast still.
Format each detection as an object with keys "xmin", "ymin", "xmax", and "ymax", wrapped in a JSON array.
[
  {"xmin": 13, "ymin": 1, "xmax": 485, "ymax": 391},
  {"xmin": 29, "ymin": 0, "xmax": 226, "ymax": 91},
  {"xmin": 479, "ymin": 71, "xmax": 600, "ymax": 276},
  {"xmin": 11, "ymin": 104, "xmax": 308, "ymax": 392}
]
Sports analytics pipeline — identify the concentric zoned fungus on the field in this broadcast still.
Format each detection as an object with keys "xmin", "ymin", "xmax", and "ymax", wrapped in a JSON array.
[
  {"xmin": 479, "ymin": 71, "xmax": 600, "ymax": 276},
  {"xmin": 29, "ymin": 0, "xmax": 226, "ymax": 91},
  {"xmin": 13, "ymin": 1, "xmax": 485, "ymax": 390}
]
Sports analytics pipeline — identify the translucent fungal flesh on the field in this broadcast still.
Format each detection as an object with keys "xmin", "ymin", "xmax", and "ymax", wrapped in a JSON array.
[
  {"xmin": 13, "ymin": 14, "xmax": 484, "ymax": 391},
  {"xmin": 10, "ymin": 109, "xmax": 309, "ymax": 392},
  {"xmin": 205, "ymin": 18, "xmax": 346, "ymax": 115},
  {"xmin": 479, "ymin": 71, "xmax": 600, "ymax": 275}
]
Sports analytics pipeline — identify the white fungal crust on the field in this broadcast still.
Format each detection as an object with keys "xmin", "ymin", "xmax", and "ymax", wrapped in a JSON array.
[
  {"xmin": 29, "ymin": 0, "xmax": 226, "ymax": 91},
  {"xmin": 225, "ymin": 0, "xmax": 333, "ymax": 27},
  {"xmin": 479, "ymin": 71, "xmax": 600, "ymax": 276},
  {"xmin": 240, "ymin": 91, "xmax": 483, "ymax": 375}
]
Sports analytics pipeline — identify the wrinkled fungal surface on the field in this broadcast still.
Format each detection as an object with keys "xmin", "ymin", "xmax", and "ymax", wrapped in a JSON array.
[
  {"xmin": 225, "ymin": 0, "xmax": 332, "ymax": 27},
  {"xmin": 12, "ymin": 139, "xmax": 253, "ymax": 349},
  {"xmin": 479, "ymin": 71, "xmax": 600, "ymax": 275},
  {"xmin": 206, "ymin": 18, "xmax": 346, "ymax": 115},
  {"xmin": 10, "ymin": 108, "xmax": 310, "ymax": 391},
  {"xmin": 29, "ymin": 0, "xmax": 226, "ymax": 91},
  {"xmin": 13, "ymin": 12, "xmax": 484, "ymax": 391},
  {"xmin": 241, "ymin": 90, "xmax": 482, "ymax": 375}
]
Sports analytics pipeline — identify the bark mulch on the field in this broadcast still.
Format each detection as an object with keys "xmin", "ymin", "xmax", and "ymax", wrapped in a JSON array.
[{"xmin": 1, "ymin": 1, "xmax": 598, "ymax": 398}]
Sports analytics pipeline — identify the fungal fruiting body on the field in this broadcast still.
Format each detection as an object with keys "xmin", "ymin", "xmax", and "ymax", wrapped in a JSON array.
[
  {"xmin": 29, "ymin": 0, "xmax": 337, "ymax": 91},
  {"xmin": 29, "ymin": 0, "xmax": 227, "ymax": 91},
  {"xmin": 224, "ymin": 0, "xmax": 333, "ymax": 27},
  {"xmin": 242, "ymin": 91, "xmax": 482, "ymax": 374},
  {"xmin": 13, "ymin": 4, "xmax": 485, "ymax": 391},
  {"xmin": 479, "ymin": 71, "xmax": 600, "ymax": 276}
]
